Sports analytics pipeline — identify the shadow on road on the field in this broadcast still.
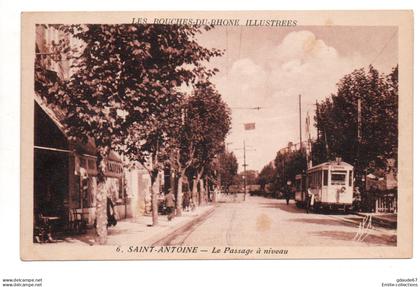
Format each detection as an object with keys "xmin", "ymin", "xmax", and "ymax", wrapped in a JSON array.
[
  {"xmin": 311, "ymin": 230, "xmax": 397, "ymax": 246},
  {"xmin": 259, "ymin": 200, "xmax": 361, "ymax": 217},
  {"xmin": 290, "ymin": 218, "xmax": 357, "ymax": 228},
  {"xmin": 259, "ymin": 201, "xmax": 308, "ymax": 214},
  {"xmin": 311, "ymin": 230, "xmax": 356, "ymax": 242},
  {"xmin": 62, "ymin": 231, "xmax": 96, "ymax": 246},
  {"xmin": 107, "ymin": 227, "xmax": 145, "ymax": 236}
]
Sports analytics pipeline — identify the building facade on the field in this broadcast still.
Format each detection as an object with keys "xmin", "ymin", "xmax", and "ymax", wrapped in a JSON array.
[{"xmin": 34, "ymin": 25, "xmax": 151, "ymax": 240}]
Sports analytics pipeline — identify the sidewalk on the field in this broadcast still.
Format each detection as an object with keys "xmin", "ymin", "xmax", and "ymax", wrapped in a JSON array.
[
  {"xmin": 352, "ymin": 212, "xmax": 397, "ymax": 229},
  {"xmin": 55, "ymin": 204, "xmax": 216, "ymax": 246}
]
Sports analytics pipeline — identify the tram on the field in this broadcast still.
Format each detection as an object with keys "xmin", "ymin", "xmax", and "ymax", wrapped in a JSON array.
[{"xmin": 295, "ymin": 158, "xmax": 354, "ymax": 212}]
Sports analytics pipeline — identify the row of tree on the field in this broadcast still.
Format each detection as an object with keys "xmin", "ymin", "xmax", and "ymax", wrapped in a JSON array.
[
  {"xmin": 258, "ymin": 150, "xmax": 306, "ymax": 195},
  {"xmin": 218, "ymin": 150, "xmax": 239, "ymax": 192},
  {"xmin": 257, "ymin": 65, "xmax": 398, "ymax": 194},
  {"xmin": 35, "ymin": 24, "xmax": 231, "ymax": 244}
]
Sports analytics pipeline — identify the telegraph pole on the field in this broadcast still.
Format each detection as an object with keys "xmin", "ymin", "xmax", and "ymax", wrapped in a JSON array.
[
  {"xmin": 315, "ymin": 100, "xmax": 320, "ymax": 141},
  {"xmin": 357, "ymin": 98, "xmax": 362, "ymax": 142},
  {"xmin": 233, "ymin": 140, "xmax": 254, "ymax": 202},
  {"xmin": 243, "ymin": 140, "xmax": 247, "ymax": 201},
  {"xmin": 356, "ymin": 97, "xmax": 363, "ymax": 193},
  {"xmin": 299, "ymin": 94, "xmax": 302, "ymax": 150}
]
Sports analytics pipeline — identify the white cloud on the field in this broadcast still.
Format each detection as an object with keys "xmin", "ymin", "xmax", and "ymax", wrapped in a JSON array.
[
  {"xmin": 216, "ymin": 30, "xmax": 367, "ymax": 171},
  {"xmin": 274, "ymin": 31, "xmax": 338, "ymax": 63}
]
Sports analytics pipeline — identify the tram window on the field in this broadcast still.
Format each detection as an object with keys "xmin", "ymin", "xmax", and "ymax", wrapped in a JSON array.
[
  {"xmin": 331, "ymin": 172, "xmax": 346, "ymax": 185},
  {"xmin": 349, "ymin": 171, "xmax": 353, "ymax": 186},
  {"xmin": 317, "ymin": 171, "xmax": 321, "ymax": 187},
  {"xmin": 323, "ymin": 170, "xmax": 328, "ymax": 186},
  {"xmin": 318, "ymin": 171, "xmax": 321, "ymax": 187},
  {"xmin": 308, "ymin": 174, "xmax": 314, "ymax": 189}
]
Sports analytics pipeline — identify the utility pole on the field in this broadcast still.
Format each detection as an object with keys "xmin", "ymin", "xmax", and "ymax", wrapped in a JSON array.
[
  {"xmin": 243, "ymin": 140, "xmax": 247, "ymax": 201},
  {"xmin": 357, "ymin": 98, "xmax": 362, "ymax": 142},
  {"xmin": 233, "ymin": 141, "xmax": 254, "ymax": 202},
  {"xmin": 315, "ymin": 100, "xmax": 320, "ymax": 141},
  {"xmin": 299, "ymin": 94, "xmax": 302, "ymax": 150},
  {"xmin": 356, "ymin": 97, "xmax": 363, "ymax": 193}
]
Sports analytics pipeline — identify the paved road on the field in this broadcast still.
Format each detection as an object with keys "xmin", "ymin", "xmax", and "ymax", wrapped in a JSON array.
[{"xmin": 168, "ymin": 196, "xmax": 396, "ymax": 247}]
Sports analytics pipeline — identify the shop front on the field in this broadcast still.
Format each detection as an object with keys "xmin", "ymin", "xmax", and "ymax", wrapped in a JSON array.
[
  {"xmin": 71, "ymin": 152, "xmax": 98, "ymax": 227},
  {"xmin": 34, "ymin": 99, "xmax": 131, "ymax": 241},
  {"xmin": 103, "ymin": 155, "xmax": 128, "ymax": 220}
]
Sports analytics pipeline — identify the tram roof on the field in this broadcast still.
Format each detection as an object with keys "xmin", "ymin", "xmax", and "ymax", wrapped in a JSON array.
[{"xmin": 308, "ymin": 160, "xmax": 353, "ymax": 171}]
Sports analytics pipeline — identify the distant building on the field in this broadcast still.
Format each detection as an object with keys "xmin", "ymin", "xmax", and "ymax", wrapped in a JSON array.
[
  {"xmin": 279, "ymin": 141, "xmax": 307, "ymax": 155},
  {"xmin": 363, "ymin": 159, "xmax": 397, "ymax": 213}
]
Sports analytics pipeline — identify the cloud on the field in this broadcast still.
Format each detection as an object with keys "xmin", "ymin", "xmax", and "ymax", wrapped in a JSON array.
[
  {"xmin": 223, "ymin": 58, "xmax": 267, "ymax": 108},
  {"xmin": 268, "ymin": 31, "xmax": 358, "ymax": 96},
  {"xmin": 215, "ymin": 30, "xmax": 367, "ymax": 171},
  {"xmin": 223, "ymin": 31, "xmax": 363, "ymax": 109},
  {"xmin": 274, "ymin": 30, "xmax": 338, "ymax": 63}
]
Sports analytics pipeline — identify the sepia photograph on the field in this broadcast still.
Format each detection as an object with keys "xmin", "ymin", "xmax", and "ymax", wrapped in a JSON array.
[{"xmin": 20, "ymin": 11, "xmax": 413, "ymax": 260}]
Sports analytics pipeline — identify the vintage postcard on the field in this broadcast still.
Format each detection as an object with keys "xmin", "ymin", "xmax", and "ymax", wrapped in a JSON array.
[{"xmin": 21, "ymin": 11, "xmax": 413, "ymax": 260}]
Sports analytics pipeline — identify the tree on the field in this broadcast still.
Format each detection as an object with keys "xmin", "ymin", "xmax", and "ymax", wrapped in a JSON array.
[
  {"xmin": 274, "ymin": 150, "xmax": 307, "ymax": 190},
  {"xmin": 186, "ymin": 81, "xmax": 231, "ymax": 205},
  {"xmin": 314, "ymin": 66, "xmax": 398, "ymax": 178},
  {"xmin": 219, "ymin": 150, "xmax": 238, "ymax": 192},
  {"xmin": 234, "ymin": 170, "xmax": 258, "ymax": 191},
  {"xmin": 35, "ymin": 24, "xmax": 222, "ymax": 243},
  {"xmin": 257, "ymin": 163, "xmax": 276, "ymax": 192}
]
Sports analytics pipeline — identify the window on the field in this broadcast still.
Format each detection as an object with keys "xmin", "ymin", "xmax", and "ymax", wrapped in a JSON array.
[
  {"xmin": 316, "ymin": 172, "xmax": 319, "ymax": 187},
  {"xmin": 323, "ymin": 170, "xmax": 328, "ymax": 186},
  {"xmin": 82, "ymin": 177, "xmax": 96, "ymax": 208},
  {"xmin": 349, "ymin": 170, "xmax": 353, "ymax": 186},
  {"xmin": 318, "ymin": 171, "xmax": 321, "ymax": 187},
  {"xmin": 318, "ymin": 172, "xmax": 322, "ymax": 187},
  {"xmin": 308, "ymin": 174, "xmax": 313, "ymax": 189},
  {"xmin": 107, "ymin": 177, "xmax": 123, "ymax": 203},
  {"xmin": 331, "ymin": 172, "xmax": 346, "ymax": 185},
  {"xmin": 88, "ymin": 159, "xmax": 96, "ymax": 171}
]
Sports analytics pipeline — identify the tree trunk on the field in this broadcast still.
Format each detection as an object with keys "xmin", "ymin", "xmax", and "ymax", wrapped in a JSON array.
[
  {"xmin": 95, "ymin": 180, "xmax": 108, "ymax": 244},
  {"xmin": 192, "ymin": 178, "xmax": 198, "ymax": 207},
  {"xmin": 95, "ymin": 158, "xmax": 108, "ymax": 245},
  {"xmin": 149, "ymin": 151, "xmax": 160, "ymax": 226},
  {"xmin": 176, "ymin": 171, "xmax": 184, "ymax": 216},
  {"xmin": 205, "ymin": 177, "xmax": 210, "ymax": 203},
  {"xmin": 150, "ymin": 176, "xmax": 159, "ymax": 226},
  {"xmin": 198, "ymin": 178, "xmax": 204, "ymax": 205},
  {"xmin": 196, "ymin": 167, "xmax": 204, "ymax": 206}
]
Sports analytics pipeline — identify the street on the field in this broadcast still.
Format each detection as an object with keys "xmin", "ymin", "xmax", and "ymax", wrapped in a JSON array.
[{"xmin": 167, "ymin": 196, "xmax": 397, "ymax": 247}]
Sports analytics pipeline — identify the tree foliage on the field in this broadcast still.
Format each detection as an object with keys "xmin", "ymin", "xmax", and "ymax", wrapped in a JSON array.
[
  {"xmin": 313, "ymin": 65, "xmax": 398, "ymax": 172},
  {"xmin": 274, "ymin": 150, "xmax": 307, "ymax": 186},
  {"xmin": 186, "ymin": 81, "xmax": 232, "ymax": 175},
  {"xmin": 36, "ymin": 24, "xmax": 223, "ymax": 170},
  {"xmin": 34, "ymin": 23, "xmax": 227, "ymax": 231},
  {"xmin": 218, "ymin": 150, "xmax": 238, "ymax": 192},
  {"xmin": 257, "ymin": 163, "xmax": 276, "ymax": 191}
]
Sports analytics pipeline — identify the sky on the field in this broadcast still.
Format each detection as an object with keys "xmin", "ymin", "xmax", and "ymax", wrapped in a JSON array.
[{"xmin": 196, "ymin": 26, "xmax": 398, "ymax": 172}]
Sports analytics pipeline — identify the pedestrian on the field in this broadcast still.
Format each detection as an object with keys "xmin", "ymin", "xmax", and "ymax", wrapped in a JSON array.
[
  {"xmin": 107, "ymin": 196, "xmax": 117, "ymax": 227},
  {"xmin": 306, "ymin": 188, "xmax": 314, "ymax": 214},
  {"xmin": 285, "ymin": 182, "xmax": 292, "ymax": 205},
  {"xmin": 285, "ymin": 190, "xmax": 290, "ymax": 205},
  {"xmin": 165, "ymin": 190, "xmax": 176, "ymax": 221},
  {"xmin": 183, "ymin": 191, "xmax": 190, "ymax": 212}
]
